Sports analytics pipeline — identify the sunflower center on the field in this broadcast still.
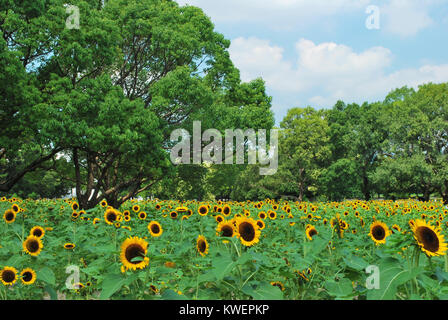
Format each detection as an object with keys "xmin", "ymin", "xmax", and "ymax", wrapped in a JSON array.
[
  {"xmin": 308, "ymin": 229, "xmax": 317, "ymax": 238},
  {"xmin": 372, "ymin": 226, "xmax": 386, "ymax": 240},
  {"xmin": 2, "ymin": 270, "xmax": 15, "ymax": 283},
  {"xmin": 33, "ymin": 229, "xmax": 43, "ymax": 237},
  {"xmin": 416, "ymin": 227, "xmax": 439, "ymax": 253},
  {"xmin": 5, "ymin": 212, "xmax": 14, "ymax": 221},
  {"xmin": 200, "ymin": 207, "xmax": 207, "ymax": 214},
  {"xmin": 239, "ymin": 222, "xmax": 255, "ymax": 241},
  {"xmin": 22, "ymin": 271, "xmax": 32, "ymax": 282},
  {"xmin": 198, "ymin": 240, "xmax": 207, "ymax": 253},
  {"xmin": 125, "ymin": 244, "xmax": 145, "ymax": 264},
  {"xmin": 151, "ymin": 224, "xmax": 160, "ymax": 234},
  {"xmin": 26, "ymin": 240, "xmax": 39, "ymax": 253},
  {"xmin": 107, "ymin": 212, "xmax": 117, "ymax": 221},
  {"xmin": 221, "ymin": 225, "xmax": 234, "ymax": 237}
]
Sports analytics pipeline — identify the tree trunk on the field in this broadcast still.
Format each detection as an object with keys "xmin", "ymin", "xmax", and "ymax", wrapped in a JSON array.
[
  {"xmin": 442, "ymin": 193, "xmax": 448, "ymax": 205},
  {"xmin": 0, "ymin": 148, "xmax": 62, "ymax": 192},
  {"xmin": 361, "ymin": 171, "xmax": 371, "ymax": 201},
  {"xmin": 298, "ymin": 168, "xmax": 305, "ymax": 202},
  {"xmin": 441, "ymin": 181, "xmax": 448, "ymax": 205},
  {"xmin": 423, "ymin": 187, "xmax": 430, "ymax": 202}
]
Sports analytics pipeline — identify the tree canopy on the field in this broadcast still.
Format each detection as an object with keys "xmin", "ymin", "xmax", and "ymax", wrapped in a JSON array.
[{"xmin": 1, "ymin": 1, "xmax": 447, "ymax": 204}]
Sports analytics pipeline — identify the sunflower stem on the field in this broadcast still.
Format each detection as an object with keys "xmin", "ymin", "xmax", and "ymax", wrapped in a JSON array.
[
  {"xmin": 240, "ymin": 270, "xmax": 257, "ymax": 290},
  {"xmin": 445, "ymin": 254, "xmax": 448, "ymax": 273},
  {"xmin": 412, "ymin": 246, "xmax": 420, "ymax": 295}
]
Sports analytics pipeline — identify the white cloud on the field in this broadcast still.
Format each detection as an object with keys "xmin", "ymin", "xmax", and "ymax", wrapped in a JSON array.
[
  {"xmin": 228, "ymin": 37, "xmax": 300, "ymax": 92},
  {"xmin": 176, "ymin": 0, "xmax": 370, "ymax": 30},
  {"xmin": 381, "ymin": 0, "xmax": 435, "ymax": 36},
  {"xmin": 229, "ymin": 37, "xmax": 448, "ymax": 110},
  {"xmin": 177, "ymin": 0, "xmax": 440, "ymax": 35}
]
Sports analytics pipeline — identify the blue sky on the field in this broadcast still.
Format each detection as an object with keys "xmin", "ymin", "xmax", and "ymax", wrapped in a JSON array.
[{"xmin": 176, "ymin": 0, "xmax": 448, "ymax": 123}]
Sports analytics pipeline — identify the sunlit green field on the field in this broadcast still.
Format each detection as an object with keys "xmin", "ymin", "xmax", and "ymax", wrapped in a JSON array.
[{"xmin": 1, "ymin": 196, "xmax": 448, "ymax": 300}]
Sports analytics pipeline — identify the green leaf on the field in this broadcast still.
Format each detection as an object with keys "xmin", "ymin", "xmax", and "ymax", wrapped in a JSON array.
[
  {"xmin": 289, "ymin": 254, "xmax": 313, "ymax": 271},
  {"xmin": 44, "ymin": 285, "xmax": 58, "ymax": 300},
  {"xmin": 367, "ymin": 258, "xmax": 421, "ymax": 300},
  {"xmin": 160, "ymin": 289, "xmax": 188, "ymax": 300},
  {"xmin": 212, "ymin": 253, "xmax": 236, "ymax": 281},
  {"xmin": 304, "ymin": 237, "xmax": 328, "ymax": 256},
  {"xmin": 236, "ymin": 252, "xmax": 254, "ymax": 265},
  {"xmin": 155, "ymin": 266, "xmax": 175, "ymax": 274},
  {"xmin": 241, "ymin": 281, "xmax": 283, "ymax": 300},
  {"xmin": 99, "ymin": 273, "xmax": 138, "ymax": 300},
  {"xmin": 38, "ymin": 267, "xmax": 56, "ymax": 286},
  {"xmin": 343, "ymin": 255, "xmax": 369, "ymax": 271},
  {"xmin": 130, "ymin": 256, "xmax": 144, "ymax": 263},
  {"xmin": 324, "ymin": 278, "xmax": 353, "ymax": 298},
  {"xmin": 197, "ymin": 270, "xmax": 216, "ymax": 284},
  {"xmin": 435, "ymin": 267, "xmax": 448, "ymax": 283},
  {"xmin": 5, "ymin": 255, "xmax": 26, "ymax": 267}
]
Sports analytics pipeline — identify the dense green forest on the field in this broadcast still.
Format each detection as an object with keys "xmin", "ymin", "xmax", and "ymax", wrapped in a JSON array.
[{"xmin": 1, "ymin": 0, "xmax": 448, "ymax": 206}]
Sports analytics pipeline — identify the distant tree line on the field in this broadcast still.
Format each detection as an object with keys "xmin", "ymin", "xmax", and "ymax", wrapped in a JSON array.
[
  {"xmin": 1, "ymin": 1, "xmax": 447, "ymax": 205},
  {"xmin": 151, "ymin": 83, "xmax": 448, "ymax": 204}
]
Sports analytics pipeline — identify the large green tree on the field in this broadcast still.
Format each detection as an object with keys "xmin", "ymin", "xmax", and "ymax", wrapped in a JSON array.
[
  {"xmin": 275, "ymin": 107, "xmax": 331, "ymax": 201},
  {"xmin": 326, "ymin": 101, "xmax": 387, "ymax": 200},
  {"xmin": 1, "ymin": 0, "xmax": 274, "ymax": 208},
  {"xmin": 377, "ymin": 83, "xmax": 448, "ymax": 202}
]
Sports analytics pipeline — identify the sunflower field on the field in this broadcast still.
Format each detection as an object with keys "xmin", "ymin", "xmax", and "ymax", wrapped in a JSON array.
[{"xmin": 1, "ymin": 196, "xmax": 448, "ymax": 300}]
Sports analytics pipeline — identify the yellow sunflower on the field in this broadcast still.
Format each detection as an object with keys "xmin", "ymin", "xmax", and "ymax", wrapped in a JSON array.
[
  {"xmin": 71, "ymin": 211, "xmax": 79, "ymax": 220},
  {"xmin": 410, "ymin": 219, "xmax": 448, "ymax": 257},
  {"xmin": 235, "ymin": 217, "xmax": 261, "ymax": 247},
  {"xmin": 270, "ymin": 281, "xmax": 285, "ymax": 291},
  {"xmin": 3, "ymin": 209, "xmax": 16, "ymax": 224},
  {"xmin": 23, "ymin": 235, "xmax": 43, "ymax": 256},
  {"xmin": 11, "ymin": 203, "xmax": 20, "ymax": 213},
  {"xmin": 198, "ymin": 205, "xmax": 209, "ymax": 216},
  {"xmin": 196, "ymin": 235, "xmax": 209, "ymax": 257},
  {"xmin": 148, "ymin": 221, "xmax": 163, "ymax": 237},
  {"xmin": 138, "ymin": 211, "xmax": 147, "ymax": 220},
  {"xmin": 391, "ymin": 224, "xmax": 402, "ymax": 233},
  {"xmin": 256, "ymin": 219, "xmax": 266, "ymax": 230},
  {"xmin": 176, "ymin": 206, "xmax": 189, "ymax": 213},
  {"xmin": 120, "ymin": 236, "xmax": 150, "ymax": 271},
  {"xmin": 222, "ymin": 204, "xmax": 231, "ymax": 217},
  {"xmin": 104, "ymin": 208, "xmax": 119, "ymax": 225},
  {"xmin": 0, "ymin": 267, "xmax": 17, "ymax": 286},
  {"xmin": 169, "ymin": 211, "xmax": 178, "ymax": 219},
  {"xmin": 368, "ymin": 221, "xmax": 391, "ymax": 245},
  {"xmin": 64, "ymin": 243, "xmax": 75, "ymax": 250},
  {"xmin": 305, "ymin": 225, "xmax": 318, "ymax": 241},
  {"xmin": 71, "ymin": 202, "xmax": 79, "ymax": 211},
  {"xmin": 30, "ymin": 226, "xmax": 45, "ymax": 239},
  {"xmin": 258, "ymin": 211, "xmax": 267, "ymax": 220},
  {"xmin": 20, "ymin": 268, "xmax": 37, "ymax": 285},
  {"xmin": 216, "ymin": 220, "xmax": 236, "ymax": 238}
]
